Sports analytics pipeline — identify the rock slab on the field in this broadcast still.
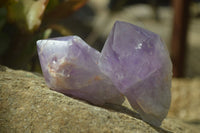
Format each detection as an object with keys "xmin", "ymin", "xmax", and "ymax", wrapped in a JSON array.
[{"xmin": 0, "ymin": 66, "xmax": 199, "ymax": 133}]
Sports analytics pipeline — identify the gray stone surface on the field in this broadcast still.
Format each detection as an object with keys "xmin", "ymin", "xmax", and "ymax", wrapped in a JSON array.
[{"xmin": 0, "ymin": 66, "xmax": 199, "ymax": 133}]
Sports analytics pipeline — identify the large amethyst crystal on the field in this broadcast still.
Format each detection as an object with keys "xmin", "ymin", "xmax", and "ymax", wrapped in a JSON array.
[
  {"xmin": 37, "ymin": 36, "xmax": 124, "ymax": 106},
  {"xmin": 37, "ymin": 21, "xmax": 172, "ymax": 126},
  {"xmin": 100, "ymin": 21, "xmax": 172, "ymax": 126}
]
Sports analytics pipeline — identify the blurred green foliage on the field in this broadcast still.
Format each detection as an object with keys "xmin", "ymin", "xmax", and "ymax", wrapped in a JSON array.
[
  {"xmin": 7, "ymin": 0, "xmax": 49, "ymax": 31},
  {"xmin": 0, "ymin": 0, "xmax": 87, "ymax": 71}
]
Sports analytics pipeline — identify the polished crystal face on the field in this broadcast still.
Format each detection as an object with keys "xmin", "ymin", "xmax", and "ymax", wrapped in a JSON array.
[{"xmin": 37, "ymin": 21, "xmax": 172, "ymax": 126}]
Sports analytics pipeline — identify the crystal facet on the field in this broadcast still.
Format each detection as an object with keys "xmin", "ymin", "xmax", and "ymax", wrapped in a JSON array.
[
  {"xmin": 37, "ymin": 21, "xmax": 172, "ymax": 127},
  {"xmin": 100, "ymin": 21, "xmax": 172, "ymax": 126},
  {"xmin": 37, "ymin": 36, "xmax": 125, "ymax": 105}
]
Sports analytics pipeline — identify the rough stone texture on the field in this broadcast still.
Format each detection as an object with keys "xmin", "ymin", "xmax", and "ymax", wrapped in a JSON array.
[
  {"xmin": 168, "ymin": 78, "xmax": 200, "ymax": 122},
  {"xmin": 0, "ymin": 66, "xmax": 199, "ymax": 133}
]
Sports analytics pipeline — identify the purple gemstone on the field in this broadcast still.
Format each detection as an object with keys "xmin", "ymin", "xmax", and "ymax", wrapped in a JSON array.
[
  {"xmin": 37, "ymin": 21, "xmax": 172, "ymax": 126},
  {"xmin": 99, "ymin": 21, "xmax": 172, "ymax": 126},
  {"xmin": 37, "ymin": 36, "xmax": 124, "ymax": 105}
]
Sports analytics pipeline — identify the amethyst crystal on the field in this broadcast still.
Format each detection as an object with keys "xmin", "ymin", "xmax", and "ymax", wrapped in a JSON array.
[
  {"xmin": 100, "ymin": 21, "xmax": 172, "ymax": 126},
  {"xmin": 37, "ymin": 36, "xmax": 124, "ymax": 105},
  {"xmin": 37, "ymin": 21, "xmax": 172, "ymax": 127}
]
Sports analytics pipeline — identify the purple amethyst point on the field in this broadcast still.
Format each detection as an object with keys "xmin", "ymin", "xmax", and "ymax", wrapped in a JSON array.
[
  {"xmin": 100, "ymin": 21, "xmax": 172, "ymax": 126},
  {"xmin": 37, "ymin": 36, "xmax": 124, "ymax": 106}
]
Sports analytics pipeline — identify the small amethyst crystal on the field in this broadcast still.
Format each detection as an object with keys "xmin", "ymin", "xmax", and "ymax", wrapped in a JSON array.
[
  {"xmin": 100, "ymin": 21, "xmax": 172, "ymax": 126},
  {"xmin": 37, "ymin": 36, "xmax": 124, "ymax": 105},
  {"xmin": 37, "ymin": 21, "xmax": 172, "ymax": 127}
]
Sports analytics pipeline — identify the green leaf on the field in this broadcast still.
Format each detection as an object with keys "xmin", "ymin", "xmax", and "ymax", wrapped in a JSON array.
[{"xmin": 7, "ymin": 0, "xmax": 49, "ymax": 32}]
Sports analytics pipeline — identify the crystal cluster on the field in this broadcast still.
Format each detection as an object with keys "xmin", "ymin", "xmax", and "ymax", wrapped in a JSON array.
[{"xmin": 37, "ymin": 21, "xmax": 172, "ymax": 126}]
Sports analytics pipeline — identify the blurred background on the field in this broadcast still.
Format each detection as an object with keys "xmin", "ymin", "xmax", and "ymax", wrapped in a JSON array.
[{"xmin": 0, "ymin": 0, "xmax": 200, "ymax": 78}]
